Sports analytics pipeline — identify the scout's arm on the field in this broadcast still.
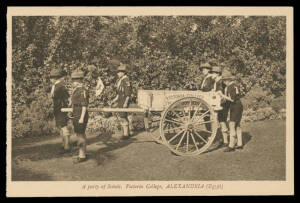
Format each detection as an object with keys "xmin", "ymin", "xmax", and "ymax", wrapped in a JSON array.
[
  {"xmin": 123, "ymin": 96, "xmax": 130, "ymax": 108},
  {"xmin": 123, "ymin": 78, "xmax": 132, "ymax": 108},
  {"xmin": 79, "ymin": 106, "xmax": 87, "ymax": 123},
  {"xmin": 217, "ymin": 92, "xmax": 233, "ymax": 102},
  {"xmin": 110, "ymin": 95, "xmax": 119, "ymax": 106},
  {"xmin": 79, "ymin": 89, "xmax": 88, "ymax": 123}
]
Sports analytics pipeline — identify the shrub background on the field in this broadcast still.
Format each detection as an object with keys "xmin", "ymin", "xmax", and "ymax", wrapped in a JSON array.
[{"xmin": 11, "ymin": 16, "xmax": 286, "ymax": 138}]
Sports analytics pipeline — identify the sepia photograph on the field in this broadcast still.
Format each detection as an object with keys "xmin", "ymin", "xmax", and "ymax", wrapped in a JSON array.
[{"xmin": 6, "ymin": 7, "xmax": 293, "ymax": 196}]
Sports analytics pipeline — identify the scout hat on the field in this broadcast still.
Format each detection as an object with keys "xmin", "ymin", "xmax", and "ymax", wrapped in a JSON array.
[
  {"xmin": 211, "ymin": 66, "xmax": 222, "ymax": 73},
  {"xmin": 71, "ymin": 70, "xmax": 84, "ymax": 79},
  {"xmin": 222, "ymin": 69, "xmax": 236, "ymax": 80},
  {"xmin": 200, "ymin": 62, "xmax": 212, "ymax": 69},
  {"xmin": 87, "ymin": 65, "xmax": 97, "ymax": 72},
  {"xmin": 50, "ymin": 68, "xmax": 63, "ymax": 78},
  {"xmin": 110, "ymin": 59, "xmax": 121, "ymax": 68},
  {"xmin": 117, "ymin": 64, "xmax": 127, "ymax": 73}
]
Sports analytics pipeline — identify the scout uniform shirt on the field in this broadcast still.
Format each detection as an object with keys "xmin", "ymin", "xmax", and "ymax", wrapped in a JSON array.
[
  {"xmin": 51, "ymin": 80, "xmax": 69, "ymax": 127},
  {"xmin": 225, "ymin": 81, "xmax": 243, "ymax": 124},
  {"xmin": 71, "ymin": 85, "xmax": 89, "ymax": 122},
  {"xmin": 214, "ymin": 77, "xmax": 230, "ymax": 122},
  {"xmin": 200, "ymin": 74, "xmax": 215, "ymax": 92},
  {"xmin": 51, "ymin": 80, "xmax": 69, "ymax": 113},
  {"xmin": 225, "ymin": 81, "xmax": 242, "ymax": 103},
  {"xmin": 116, "ymin": 75, "xmax": 132, "ymax": 108},
  {"xmin": 213, "ymin": 76, "xmax": 225, "ymax": 93}
]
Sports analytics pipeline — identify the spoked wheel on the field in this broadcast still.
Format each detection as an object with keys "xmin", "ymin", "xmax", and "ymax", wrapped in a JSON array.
[{"xmin": 160, "ymin": 97, "xmax": 218, "ymax": 156}]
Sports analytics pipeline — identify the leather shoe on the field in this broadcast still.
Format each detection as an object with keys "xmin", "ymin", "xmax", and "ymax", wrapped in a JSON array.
[
  {"xmin": 235, "ymin": 145, "xmax": 243, "ymax": 150},
  {"xmin": 224, "ymin": 147, "xmax": 235, "ymax": 152},
  {"xmin": 73, "ymin": 157, "xmax": 87, "ymax": 164}
]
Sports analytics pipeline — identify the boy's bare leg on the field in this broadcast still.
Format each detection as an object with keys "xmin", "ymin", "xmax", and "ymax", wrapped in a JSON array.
[
  {"xmin": 228, "ymin": 121, "xmax": 237, "ymax": 148},
  {"xmin": 120, "ymin": 117, "xmax": 130, "ymax": 139},
  {"xmin": 60, "ymin": 128, "xmax": 65, "ymax": 148},
  {"xmin": 144, "ymin": 111, "xmax": 150, "ymax": 131},
  {"xmin": 62, "ymin": 126, "xmax": 70, "ymax": 150},
  {"xmin": 77, "ymin": 133, "xmax": 86, "ymax": 159},
  {"xmin": 127, "ymin": 114, "xmax": 134, "ymax": 135},
  {"xmin": 220, "ymin": 122, "xmax": 229, "ymax": 145},
  {"xmin": 236, "ymin": 124, "xmax": 243, "ymax": 147}
]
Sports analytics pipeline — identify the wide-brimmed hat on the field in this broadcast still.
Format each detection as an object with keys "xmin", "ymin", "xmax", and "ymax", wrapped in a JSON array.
[
  {"xmin": 50, "ymin": 68, "xmax": 63, "ymax": 78},
  {"xmin": 71, "ymin": 70, "xmax": 84, "ymax": 79},
  {"xmin": 110, "ymin": 59, "xmax": 121, "ymax": 67},
  {"xmin": 116, "ymin": 64, "xmax": 127, "ymax": 72},
  {"xmin": 222, "ymin": 69, "xmax": 236, "ymax": 80},
  {"xmin": 87, "ymin": 65, "xmax": 97, "ymax": 72},
  {"xmin": 200, "ymin": 62, "xmax": 212, "ymax": 69},
  {"xmin": 211, "ymin": 66, "xmax": 222, "ymax": 73}
]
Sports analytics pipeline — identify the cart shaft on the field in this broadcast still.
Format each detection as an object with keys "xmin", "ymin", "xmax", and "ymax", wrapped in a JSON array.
[{"xmin": 61, "ymin": 107, "xmax": 145, "ymax": 113}]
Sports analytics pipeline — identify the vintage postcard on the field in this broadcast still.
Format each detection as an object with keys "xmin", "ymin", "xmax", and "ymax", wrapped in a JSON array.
[{"xmin": 6, "ymin": 7, "xmax": 294, "ymax": 197}]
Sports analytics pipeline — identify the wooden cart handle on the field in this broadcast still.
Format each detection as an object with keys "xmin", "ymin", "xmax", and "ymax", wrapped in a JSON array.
[{"xmin": 61, "ymin": 107, "xmax": 145, "ymax": 113}]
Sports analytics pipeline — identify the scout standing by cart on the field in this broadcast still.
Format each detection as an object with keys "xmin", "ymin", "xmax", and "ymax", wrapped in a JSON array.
[
  {"xmin": 199, "ymin": 62, "xmax": 214, "ymax": 132},
  {"xmin": 111, "ymin": 64, "xmax": 133, "ymax": 140},
  {"xmin": 199, "ymin": 62, "xmax": 214, "ymax": 92},
  {"xmin": 222, "ymin": 72, "xmax": 244, "ymax": 152},
  {"xmin": 70, "ymin": 70, "xmax": 89, "ymax": 163},
  {"xmin": 211, "ymin": 66, "xmax": 230, "ymax": 147},
  {"xmin": 50, "ymin": 68, "xmax": 71, "ymax": 154}
]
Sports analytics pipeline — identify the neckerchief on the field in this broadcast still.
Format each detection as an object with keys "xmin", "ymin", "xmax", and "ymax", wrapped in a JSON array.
[
  {"xmin": 201, "ymin": 74, "xmax": 213, "ymax": 90},
  {"xmin": 117, "ymin": 75, "xmax": 128, "ymax": 89},
  {"xmin": 225, "ymin": 81, "xmax": 237, "ymax": 97},
  {"xmin": 51, "ymin": 80, "xmax": 61, "ymax": 98},
  {"xmin": 72, "ymin": 84, "xmax": 83, "ymax": 95},
  {"xmin": 213, "ymin": 76, "xmax": 222, "ymax": 92}
]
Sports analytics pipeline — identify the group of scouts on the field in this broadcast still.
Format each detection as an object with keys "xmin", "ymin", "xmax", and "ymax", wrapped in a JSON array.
[
  {"xmin": 199, "ymin": 62, "xmax": 244, "ymax": 152},
  {"xmin": 49, "ymin": 60, "xmax": 244, "ymax": 164},
  {"xmin": 49, "ymin": 61, "xmax": 132, "ymax": 164}
]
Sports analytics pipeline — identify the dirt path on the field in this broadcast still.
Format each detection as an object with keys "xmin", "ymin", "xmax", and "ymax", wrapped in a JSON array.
[{"xmin": 11, "ymin": 120, "xmax": 285, "ymax": 181}]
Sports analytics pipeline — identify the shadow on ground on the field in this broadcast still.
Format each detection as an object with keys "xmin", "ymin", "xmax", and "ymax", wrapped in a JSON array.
[
  {"xmin": 12, "ymin": 131, "xmax": 138, "ymax": 163},
  {"xmin": 12, "ymin": 165, "xmax": 53, "ymax": 181},
  {"xmin": 204, "ymin": 130, "xmax": 252, "ymax": 154}
]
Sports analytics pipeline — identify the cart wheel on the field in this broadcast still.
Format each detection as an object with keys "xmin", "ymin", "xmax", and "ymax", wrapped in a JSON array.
[{"xmin": 160, "ymin": 97, "xmax": 218, "ymax": 156}]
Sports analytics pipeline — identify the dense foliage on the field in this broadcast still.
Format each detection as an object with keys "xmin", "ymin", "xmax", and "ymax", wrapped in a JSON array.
[{"xmin": 11, "ymin": 16, "xmax": 286, "ymax": 138}]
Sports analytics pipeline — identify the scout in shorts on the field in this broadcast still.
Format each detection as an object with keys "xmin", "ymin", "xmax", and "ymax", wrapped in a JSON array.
[
  {"xmin": 199, "ymin": 62, "xmax": 214, "ymax": 132},
  {"xmin": 211, "ymin": 66, "xmax": 230, "ymax": 147},
  {"xmin": 70, "ymin": 70, "xmax": 89, "ymax": 163},
  {"xmin": 111, "ymin": 64, "xmax": 133, "ymax": 140},
  {"xmin": 222, "ymin": 72, "xmax": 244, "ymax": 152},
  {"xmin": 50, "ymin": 68, "xmax": 71, "ymax": 154}
]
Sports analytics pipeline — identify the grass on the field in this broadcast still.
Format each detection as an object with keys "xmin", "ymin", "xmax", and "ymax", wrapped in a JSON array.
[{"xmin": 11, "ymin": 119, "xmax": 286, "ymax": 181}]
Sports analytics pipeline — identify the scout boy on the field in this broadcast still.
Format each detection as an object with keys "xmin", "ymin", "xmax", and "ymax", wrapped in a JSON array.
[
  {"xmin": 85, "ymin": 65, "xmax": 105, "ymax": 97},
  {"xmin": 199, "ymin": 62, "xmax": 214, "ymax": 132},
  {"xmin": 50, "ymin": 68, "xmax": 71, "ymax": 154},
  {"xmin": 111, "ymin": 64, "xmax": 133, "ymax": 140},
  {"xmin": 199, "ymin": 62, "xmax": 214, "ymax": 92},
  {"xmin": 70, "ymin": 70, "xmax": 89, "ymax": 163},
  {"xmin": 210, "ymin": 66, "xmax": 230, "ymax": 147},
  {"xmin": 222, "ymin": 72, "xmax": 244, "ymax": 152}
]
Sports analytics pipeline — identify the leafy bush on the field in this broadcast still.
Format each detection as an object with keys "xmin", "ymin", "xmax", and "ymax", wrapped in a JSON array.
[
  {"xmin": 11, "ymin": 16, "xmax": 286, "ymax": 138},
  {"xmin": 242, "ymin": 106, "xmax": 285, "ymax": 123},
  {"xmin": 12, "ymin": 89, "xmax": 57, "ymax": 138}
]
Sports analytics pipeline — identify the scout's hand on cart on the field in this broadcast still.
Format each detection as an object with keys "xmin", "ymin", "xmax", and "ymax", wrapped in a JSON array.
[
  {"xmin": 217, "ymin": 92, "xmax": 233, "ymax": 102},
  {"xmin": 67, "ymin": 112, "xmax": 74, "ymax": 119}
]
